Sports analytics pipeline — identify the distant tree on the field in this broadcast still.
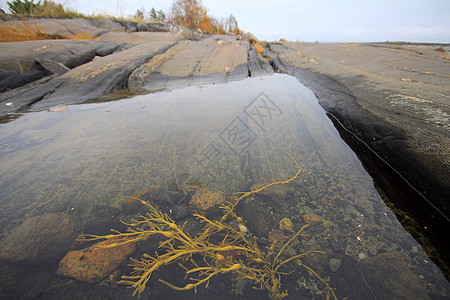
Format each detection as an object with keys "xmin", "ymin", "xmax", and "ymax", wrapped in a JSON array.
[
  {"xmin": 210, "ymin": 17, "xmax": 223, "ymax": 33},
  {"xmin": 134, "ymin": 9, "xmax": 144, "ymax": 20},
  {"xmin": 226, "ymin": 14, "xmax": 239, "ymax": 34},
  {"xmin": 149, "ymin": 7, "xmax": 165, "ymax": 22},
  {"xmin": 168, "ymin": 0, "xmax": 241, "ymax": 34},
  {"xmin": 150, "ymin": 7, "xmax": 157, "ymax": 20},
  {"xmin": 156, "ymin": 9, "xmax": 166, "ymax": 22},
  {"xmin": 169, "ymin": 0, "xmax": 207, "ymax": 30}
]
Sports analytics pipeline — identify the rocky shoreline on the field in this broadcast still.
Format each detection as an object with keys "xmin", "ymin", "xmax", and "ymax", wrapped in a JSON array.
[
  {"xmin": 0, "ymin": 17, "xmax": 449, "ymax": 297},
  {"xmin": 1, "ymin": 19, "xmax": 447, "ymax": 211},
  {"xmin": 0, "ymin": 17, "xmax": 267, "ymax": 114}
]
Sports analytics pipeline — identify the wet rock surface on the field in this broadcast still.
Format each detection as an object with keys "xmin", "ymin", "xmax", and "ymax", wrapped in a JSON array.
[
  {"xmin": 267, "ymin": 42, "xmax": 449, "ymax": 219},
  {"xmin": 0, "ymin": 213, "xmax": 82, "ymax": 265},
  {"xmin": 0, "ymin": 263, "xmax": 52, "ymax": 299},
  {"xmin": 121, "ymin": 189, "xmax": 151, "ymax": 215},
  {"xmin": 38, "ymin": 281, "xmax": 137, "ymax": 300},
  {"xmin": 267, "ymin": 42, "xmax": 450, "ymax": 270},
  {"xmin": 331, "ymin": 252, "xmax": 430, "ymax": 299}
]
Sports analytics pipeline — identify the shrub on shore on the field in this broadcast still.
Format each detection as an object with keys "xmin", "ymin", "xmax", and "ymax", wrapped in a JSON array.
[
  {"xmin": 167, "ymin": 0, "xmax": 241, "ymax": 35},
  {"xmin": 6, "ymin": 0, "xmax": 85, "ymax": 18}
]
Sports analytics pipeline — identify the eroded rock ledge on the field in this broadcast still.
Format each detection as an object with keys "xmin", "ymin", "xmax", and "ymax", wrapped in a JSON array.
[{"xmin": 0, "ymin": 18, "xmax": 271, "ymax": 113}]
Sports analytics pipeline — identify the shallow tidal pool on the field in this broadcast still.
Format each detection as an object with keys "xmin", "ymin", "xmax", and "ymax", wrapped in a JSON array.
[{"xmin": 0, "ymin": 74, "xmax": 448, "ymax": 299}]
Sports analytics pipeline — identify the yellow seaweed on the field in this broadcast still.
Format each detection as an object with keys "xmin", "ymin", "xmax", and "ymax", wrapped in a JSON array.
[{"xmin": 77, "ymin": 152, "xmax": 337, "ymax": 300}]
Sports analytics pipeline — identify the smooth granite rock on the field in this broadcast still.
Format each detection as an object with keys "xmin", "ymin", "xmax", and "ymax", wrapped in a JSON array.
[{"xmin": 0, "ymin": 213, "xmax": 82, "ymax": 266}]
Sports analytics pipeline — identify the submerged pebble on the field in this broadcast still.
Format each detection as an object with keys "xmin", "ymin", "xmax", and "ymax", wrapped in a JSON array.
[
  {"xmin": 329, "ymin": 258, "xmax": 341, "ymax": 272},
  {"xmin": 235, "ymin": 278, "xmax": 249, "ymax": 296},
  {"xmin": 322, "ymin": 220, "xmax": 335, "ymax": 229},
  {"xmin": 279, "ymin": 217, "xmax": 294, "ymax": 232},
  {"xmin": 301, "ymin": 213, "xmax": 323, "ymax": 225},
  {"xmin": 238, "ymin": 223, "xmax": 248, "ymax": 233}
]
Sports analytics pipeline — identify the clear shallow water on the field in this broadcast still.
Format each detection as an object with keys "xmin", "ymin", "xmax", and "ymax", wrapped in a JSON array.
[{"xmin": 0, "ymin": 74, "xmax": 448, "ymax": 299}]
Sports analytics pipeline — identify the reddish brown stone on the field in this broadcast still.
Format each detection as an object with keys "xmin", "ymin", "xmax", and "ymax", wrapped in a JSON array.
[
  {"xmin": 123, "ymin": 189, "xmax": 149, "ymax": 205},
  {"xmin": 57, "ymin": 238, "xmax": 136, "ymax": 284},
  {"xmin": 121, "ymin": 190, "xmax": 150, "ymax": 215},
  {"xmin": 301, "ymin": 213, "xmax": 323, "ymax": 225},
  {"xmin": 279, "ymin": 217, "xmax": 294, "ymax": 232}
]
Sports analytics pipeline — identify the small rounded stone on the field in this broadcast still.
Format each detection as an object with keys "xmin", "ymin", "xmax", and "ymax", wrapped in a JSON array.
[
  {"xmin": 322, "ymin": 220, "xmax": 335, "ymax": 229},
  {"xmin": 279, "ymin": 218, "xmax": 294, "ymax": 232},
  {"xmin": 238, "ymin": 223, "xmax": 248, "ymax": 233},
  {"xmin": 329, "ymin": 258, "xmax": 341, "ymax": 272}
]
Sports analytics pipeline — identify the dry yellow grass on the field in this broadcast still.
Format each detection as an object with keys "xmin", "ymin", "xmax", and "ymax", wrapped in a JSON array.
[
  {"xmin": 72, "ymin": 32, "xmax": 98, "ymax": 40},
  {"xmin": 254, "ymin": 43, "xmax": 264, "ymax": 54},
  {"xmin": 0, "ymin": 21, "xmax": 98, "ymax": 42},
  {"xmin": 0, "ymin": 22, "xmax": 64, "ymax": 42}
]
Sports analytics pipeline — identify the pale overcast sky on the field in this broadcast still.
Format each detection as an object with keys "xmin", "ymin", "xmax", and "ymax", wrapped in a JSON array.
[{"xmin": 1, "ymin": 0, "xmax": 449, "ymax": 42}]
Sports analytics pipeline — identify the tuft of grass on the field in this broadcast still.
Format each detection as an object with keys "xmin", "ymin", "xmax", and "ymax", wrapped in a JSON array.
[
  {"xmin": 254, "ymin": 43, "xmax": 264, "ymax": 54},
  {"xmin": 72, "ymin": 32, "xmax": 98, "ymax": 40},
  {"xmin": 33, "ymin": 0, "xmax": 85, "ymax": 18}
]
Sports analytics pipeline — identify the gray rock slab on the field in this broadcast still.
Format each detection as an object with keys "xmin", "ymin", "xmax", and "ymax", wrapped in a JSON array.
[
  {"xmin": 269, "ymin": 42, "xmax": 449, "ymax": 218},
  {"xmin": 0, "ymin": 41, "xmax": 178, "ymax": 112},
  {"xmin": 97, "ymin": 31, "xmax": 179, "ymax": 44},
  {"xmin": 136, "ymin": 22, "xmax": 170, "ymax": 32},
  {"xmin": 96, "ymin": 44, "xmax": 122, "ymax": 56},
  {"xmin": 247, "ymin": 47, "xmax": 273, "ymax": 77},
  {"xmin": 0, "ymin": 69, "xmax": 47, "ymax": 93},
  {"xmin": 35, "ymin": 58, "xmax": 70, "ymax": 76},
  {"xmin": 0, "ymin": 213, "xmax": 82, "ymax": 266},
  {"xmin": 132, "ymin": 36, "xmax": 250, "ymax": 91},
  {"xmin": 0, "ymin": 39, "xmax": 125, "ymax": 73}
]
